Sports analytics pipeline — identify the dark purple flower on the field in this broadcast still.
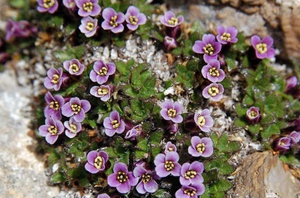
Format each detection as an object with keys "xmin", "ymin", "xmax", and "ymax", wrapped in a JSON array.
[
  {"xmin": 285, "ymin": 76, "xmax": 298, "ymax": 92},
  {"xmin": 79, "ymin": 16, "xmax": 98, "ymax": 37},
  {"xmin": 38, "ymin": 117, "xmax": 64, "ymax": 144},
  {"xmin": 5, "ymin": 19, "xmax": 37, "ymax": 41},
  {"xmin": 63, "ymin": 59, "xmax": 85, "ymax": 75},
  {"xmin": 274, "ymin": 137, "xmax": 291, "ymax": 152},
  {"xmin": 168, "ymin": 123, "xmax": 178, "ymax": 134},
  {"xmin": 97, "ymin": 193, "xmax": 110, "ymax": 198},
  {"xmin": 44, "ymin": 67, "xmax": 64, "ymax": 91},
  {"xmin": 63, "ymin": 0, "xmax": 76, "ymax": 10},
  {"xmin": 75, "ymin": 0, "xmax": 101, "ymax": 17},
  {"xmin": 192, "ymin": 34, "xmax": 222, "ymax": 63},
  {"xmin": 101, "ymin": 8, "xmax": 125, "ymax": 33},
  {"xmin": 37, "ymin": 0, "xmax": 59, "ymax": 14},
  {"xmin": 175, "ymin": 184, "xmax": 205, "ymax": 198},
  {"xmin": 160, "ymin": 11, "xmax": 184, "ymax": 28},
  {"xmin": 160, "ymin": 100, "xmax": 183, "ymax": 123},
  {"xmin": 164, "ymin": 141, "xmax": 177, "ymax": 153},
  {"xmin": 188, "ymin": 136, "xmax": 213, "ymax": 157},
  {"xmin": 125, "ymin": 124, "xmax": 143, "ymax": 140},
  {"xmin": 61, "ymin": 97, "xmax": 91, "ymax": 122},
  {"xmin": 164, "ymin": 36, "xmax": 178, "ymax": 51},
  {"xmin": 194, "ymin": 109, "xmax": 214, "ymax": 132},
  {"xmin": 125, "ymin": 6, "xmax": 147, "ymax": 31},
  {"xmin": 89, "ymin": 60, "xmax": 116, "ymax": 84},
  {"xmin": 246, "ymin": 106, "xmax": 260, "ymax": 124},
  {"xmin": 202, "ymin": 83, "xmax": 224, "ymax": 101},
  {"xmin": 216, "ymin": 25, "xmax": 238, "ymax": 44},
  {"xmin": 103, "ymin": 110, "xmax": 125, "ymax": 137},
  {"xmin": 251, "ymin": 35, "xmax": 275, "ymax": 59},
  {"xmin": 179, "ymin": 161, "xmax": 204, "ymax": 186},
  {"xmin": 107, "ymin": 162, "xmax": 139, "ymax": 194},
  {"xmin": 90, "ymin": 84, "xmax": 113, "ymax": 102},
  {"xmin": 288, "ymin": 131, "xmax": 300, "ymax": 145},
  {"xmin": 201, "ymin": 60, "xmax": 225, "ymax": 82},
  {"xmin": 154, "ymin": 152, "xmax": 181, "ymax": 177},
  {"xmin": 133, "ymin": 164, "xmax": 158, "ymax": 194},
  {"xmin": 64, "ymin": 117, "xmax": 82, "ymax": 138},
  {"xmin": 44, "ymin": 91, "xmax": 65, "ymax": 120},
  {"xmin": 85, "ymin": 150, "xmax": 108, "ymax": 173}
]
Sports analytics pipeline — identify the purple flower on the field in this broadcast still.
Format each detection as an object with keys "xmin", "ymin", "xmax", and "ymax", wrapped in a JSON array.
[
  {"xmin": 125, "ymin": 6, "xmax": 147, "ymax": 31},
  {"xmin": 97, "ymin": 194, "xmax": 110, "ymax": 198},
  {"xmin": 168, "ymin": 123, "xmax": 178, "ymax": 134},
  {"xmin": 61, "ymin": 97, "xmax": 91, "ymax": 122},
  {"xmin": 154, "ymin": 152, "xmax": 181, "ymax": 177},
  {"xmin": 37, "ymin": 0, "xmax": 59, "ymax": 14},
  {"xmin": 179, "ymin": 161, "xmax": 204, "ymax": 186},
  {"xmin": 84, "ymin": 150, "xmax": 108, "ymax": 173},
  {"xmin": 38, "ymin": 117, "xmax": 64, "ymax": 144},
  {"xmin": 202, "ymin": 83, "xmax": 224, "ymax": 101},
  {"xmin": 246, "ymin": 106, "xmax": 260, "ymax": 124},
  {"xmin": 188, "ymin": 136, "xmax": 213, "ymax": 157},
  {"xmin": 192, "ymin": 34, "xmax": 222, "ymax": 63},
  {"xmin": 44, "ymin": 92, "xmax": 65, "ymax": 120},
  {"xmin": 201, "ymin": 60, "xmax": 225, "ymax": 82},
  {"xmin": 101, "ymin": 8, "xmax": 125, "ymax": 33},
  {"xmin": 90, "ymin": 84, "xmax": 113, "ymax": 102},
  {"xmin": 274, "ymin": 137, "xmax": 291, "ymax": 152},
  {"xmin": 164, "ymin": 36, "xmax": 178, "ymax": 51},
  {"xmin": 63, "ymin": 0, "xmax": 76, "ymax": 10},
  {"xmin": 288, "ymin": 131, "xmax": 300, "ymax": 145},
  {"xmin": 251, "ymin": 35, "xmax": 275, "ymax": 59},
  {"xmin": 160, "ymin": 100, "xmax": 183, "ymax": 123},
  {"xmin": 175, "ymin": 184, "xmax": 205, "ymax": 198},
  {"xmin": 64, "ymin": 117, "xmax": 82, "ymax": 138},
  {"xmin": 107, "ymin": 162, "xmax": 139, "ymax": 194},
  {"xmin": 285, "ymin": 76, "xmax": 298, "ymax": 92},
  {"xmin": 75, "ymin": 0, "xmax": 101, "ymax": 17},
  {"xmin": 63, "ymin": 59, "xmax": 85, "ymax": 75},
  {"xmin": 79, "ymin": 16, "xmax": 98, "ymax": 37},
  {"xmin": 133, "ymin": 165, "xmax": 158, "ymax": 194},
  {"xmin": 194, "ymin": 109, "xmax": 214, "ymax": 132},
  {"xmin": 164, "ymin": 141, "xmax": 177, "ymax": 153},
  {"xmin": 89, "ymin": 60, "xmax": 116, "ymax": 84},
  {"xmin": 160, "ymin": 11, "xmax": 184, "ymax": 28},
  {"xmin": 216, "ymin": 25, "xmax": 238, "ymax": 44},
  {"xmin": 5, "ymin": 19, "xmax": 37, "ymax": 41},
  {"xmin": 125, "ymin": 124, "xmax": 143, "ymax": 140},
  {"xmin": 103, "ymin": 110, "xmax": 125, "ymax": 137},
  {"xmin": 44, "ymin": 67, "xmax": 64, "ymax": 91}
]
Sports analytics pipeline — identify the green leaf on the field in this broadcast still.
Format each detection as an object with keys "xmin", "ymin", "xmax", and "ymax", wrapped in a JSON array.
[
  {"xmin": 235, "ymin": 104, "xmax": 247, "ymax": 117},
  {"xmin": 137, "ymin": 139, "xmax": 149, "ymax": 151},
  {"xmin": 225, "ymin": 54, "xmax": 237, "ymax": 72},
  {"xmin": 279, "ymin": 154, "xmax": 300, "ymax": 167},
  {"xmin": 233, "ymin": 33, "xmax": 247, "ymax": 52},
  {"xmin": 101, "ymin": 0, "xmax": 112, "ymax": 7},
  {"xmin": 227, "ymin": 141, "xmax": 241, "ymax": 152},
  {"xmin": 138, "ymin": 75, "xmax": 157, "ymax": 98},
  {"xmin": 115, "ymin": 59, "xmax": 133, "ymax": 76},
  {"xmin": 150, "ymin": 129, "xmax": 163, "ymax": 145},
  {"xmin": 51, "ymin": 171, "xmax": 65, "ymax": 184},
  {"xmin": 261, "ymin": 124, "xmax": 280, "ymax": 139},
  {"xmin": 135, "ymin": 150, "xmax": 148, "ymax": 160},
  {"xmin": 131, "ymin": 65, "xmax": 151, "ymax": 89},
  {"xmin": 186, "ymin": 57, "xmax": 200, "ymax": 71},
  {"xmin": 216, "ymin": 134, "xmax": 228, "ymax": 152},
  {"xmin": 243, "ymin": 95, "xmax": 254, "ymax": 106},
  {"xmin": 48, "ymin": 152, "xmax": 60, "ymax": 167},
  {"xmin": 210, "ymin": 179, "xmax": 232, "ymax": 193},
  {"xmin": 248, "ymin": 124, "xmax": 261, "ymax": 135},
  {"xmin": 153, "ymin": 189, "xmax": 172, "ymax": 198},
  {"xmin": 124, "ymin": 86, "xmax": 138, "ymax": 98},
  {"xmin": 9, "ymin": 0, "xmax": 26, "ymax": 8}
]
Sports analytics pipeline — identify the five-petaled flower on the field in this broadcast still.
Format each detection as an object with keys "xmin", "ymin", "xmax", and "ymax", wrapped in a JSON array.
[
  {"xmin": 75, "ymin": 0, "xmax": 101, "ymax": 17},
  {"xmin": 89, "ymin": 60, "xmax": 116, "ymax": 84},
  {"xmin": 202, "ymin": 83, "xmax": 224, "ymax": 101},
  {"xmin": 160, "ymin": 11, "xmax": 184, "ymax": 28},
  {"xmin": 175, "ymin": 184, "xmax": 205, "ymax": 198},
  {"xmin": 90, "ymin": 84, "xmax": 113, "ymax": 102},
  {"xmin": 133, "ymin": 164, "xmax": 159, "ymax": 194},
  {"xmin": 201, "ymin": 60, "xmax": 225, "ymax": 82},
  {"xmin": 246, "ymin": 106, "xmax": 260, "ymax": 124},
  {"xmin": 64, "ymin": 117, "xmax": 82, "ymax": 138},
  {"xmin": 63, "ymin": 59, "xmax": 85, "ymax": 75},
  {"xmin": 216, "ymin": 25, "xmax": 238, "ymax": 44},
  {"xmin": 154, "ymin": 151, "xmax": 181, "ymax": 177},
  {"xmin": 44, "ymin": 67, "xmax": 65, "ymax": 91},
  {"xmin": 101, "ymin": 7, "xmax": 125, "ymax": 33},
  {"xmin": 79, "ymin": 16, "xmax": 98, "ymax": 37},
  {"xmin": 192, "ymin": 34, "xmax": 222, "ymax": 63},
  {"xmin": 37, "ymin": 0, "xmax": 59, "ymax": 14},
  {"xmin": 39, "ymin": 117, "xmax": 64, "ymax": 144},
  {"xmin": 251, "ymin": 35, "xmax": 275, "ymax": 59},
  {"xmin": 44, "ymin": 92, "xmax": 65, "ymax": 120},
  {"xmin": 194, "ymin": 109, "xmax": 214, "ymax": 132},
  {"xmin": 188, "ymin": 136, "xmax": 213, "ymax": 157},
  {"xmin": 160, "ymin": 100, "xmax": 183, "ymax": 123},
  {"xmin": 85, "ymin": 150, "xmax": 108, "ymax": 173},
  {"xmin": 107, "ymin": 162, "xmax": 139, "ymax": 194},
  {"xmin": 125, "ymin": 124, "xmax": 143, "ymax": 140},
  {"xmin": 103, "ymin": 110, "xmax": 125, "ymax": 137},
  {"xmin": 125, "ymin": 6, "xmax": 147, "ymax": 31},
  {"xmin": 61, "ymin": 97, "xmax": 91, "ymax": 122},
  {"xmin": 179, "ymin": 161, "xmax": 204, "ymax": 186}
]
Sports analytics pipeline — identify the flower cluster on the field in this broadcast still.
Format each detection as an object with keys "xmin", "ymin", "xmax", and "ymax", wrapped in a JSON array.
[{"xmin": 273, "ymin": 131, "xmax": 300, "ymax": 153}]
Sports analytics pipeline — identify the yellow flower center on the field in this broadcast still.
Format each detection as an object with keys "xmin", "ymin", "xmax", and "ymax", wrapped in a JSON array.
[
  {"xmin": 70, "ymin": 63, "xmax": 79, "ymax": 73},
  {"xmin": 51, "ymin": 74, "xmax": 60, "ymax": 84},
  {"xmin": 97, "ymin": 87, "xmax": 109, "ymax": 96},
  {"xmin": 167, "ymin": 17, "xmax": 178, "ymax": 25},
  {"xmin": 43, "ymin": 0, "xmax": 54, "ymax": 8},
  {"xmin": 94, "ymin": 156, "xmax": 104, "ymax": 169},
  {"xmin": 49, "ymin": 101, "xmax": 60, "ymax": 110},
  {"xmin": 184, "ymin": 170, "xmax": 197, "ymax": 179},
  {"xmin": 221, "ymin": 32, "xmax": 231, "ymax": 41},
  {"xmin": 97, "ymin": 67, "xmax": 108, "ymax": 76},
  {"xmin": 164, "ymin": 160, "xmax": 175, "ymax": 171},
  {"xmin": 111, "ymin": 120, "xmax": 120, "ymax": 129},
  {"xmin": 208, "ymin": 86, "xmax": 219, "ymax": 97},
  {"xmin": 196, "ymin": 143, "xmax": 205, "ymax": 154},
  {"xmin": 256, "ymin": 43, "xmax": 267, "ymax": 54},
  {"xmin": 71, "ymin": 104, "xmax": 81, "ymax": 114},
  {"xmin": 48, "ymin": 125, "xmax": 58, "ymax": 135},
  {"xmin": 184, "ymin": 188, "xmax": 196, "ymax": 197},
  {"xmin": 129, "ymin": 15, "xmax": 138, "ymax": 25},
  {"xmin": 197, "ymin": 116, "xmax": 206, "ymax": 126},
  {"xmin": 70, "ymin": 123, "xmax": 77, "ymax": 133},
  {"xmin": 109, "ymin": 15, "xmax": 118, "ymax": 27},
  {"xmin": 167, "ymin": 108, "xmax": 177, "ymax": 118},
  {"xmin": 209, "ymin": 67, "xmax": 220, "ymax": 77},
  {"xmin": 203, "ymin": 43, "xmax": 215, "ymax": 55},
  {"xmin": 117, "ymin": 171, "xmax": 128, "ymax": 183},
  {"xmin": 248, "ymin": 110, "xmax": 257, "ymax": 118},
  {"xmin": 142, "ymin": 173, "xmax": 151, "ymax": 184},
  {"xmin": 83, "ymin": 2, "xmax": 93, "ymax": 12},
  {"xmin": 168, "ymin": 147, "xmax": 174, "ymax": 152},
  {"xmin": 86, "ymin": 22, "xmax": 94, "ymax": 31}
]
